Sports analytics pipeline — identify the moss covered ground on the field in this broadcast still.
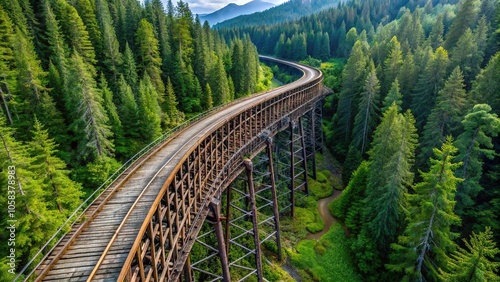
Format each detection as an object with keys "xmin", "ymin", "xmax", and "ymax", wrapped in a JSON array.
[{"xmin": 288, "ymin": 223, "xmax": 362, "ymax": 281}]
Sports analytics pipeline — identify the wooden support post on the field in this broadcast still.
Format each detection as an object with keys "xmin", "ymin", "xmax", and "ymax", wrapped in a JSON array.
[
  {"xmin": 243, "ymin": 159, "xmax": 264, "ymax": 282},
  {"xmin": 289, "ymin": 121, "xmax": 295, "ymax": 218},
  {"xmin": 310, "ymin": 111, "xmax": 317, "ymax": 180},
  {"xmin": 225, "ymin": 186, "xmax": 232, "ymax": 255},
  {"xmin": 266, "ymin": 138, "xmax": 282, "ymax": 261},
  {"xmin": 183, "ymin": 255, "xmax": 192, "ymax": 282},
  {"xmin": 299, "ymin": 117, "xmax": 309, "ymax": 195},
  {"xmin": 209, "ymin": 199, "xmax": 231, "ymax": 282}
]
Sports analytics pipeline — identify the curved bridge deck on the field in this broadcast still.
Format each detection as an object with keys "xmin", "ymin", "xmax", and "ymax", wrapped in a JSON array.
[{"xmin": 31, "ymin": 57, "xmax": 327, "ymax": 281}]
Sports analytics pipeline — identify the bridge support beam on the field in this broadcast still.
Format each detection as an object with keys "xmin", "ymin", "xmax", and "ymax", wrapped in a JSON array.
[
  {"xmin": 289, "ymin": 121, "xmax": 296, "ymax": 217},
  {"xmin": 182, "ymin": 256, "xmax": 192, "ymax": 282},
  {"xmin": 244, "ymin": 159, "xmax": 264, "ymax": 282},
  {"xmin": 303, "ymin": 109, "xmax": 317, "ymax": 180},
  {"xmin": 299, "ymin": 117, "xmax": 309, "ymax": 195},
  {"xmin": 209, "ymin": 199, "xmax": 231, "ymax": 282},
  {"xmin": 266, "ymin": 138, "xmax": 282, "ymax": 261},
  {"xmin": 314, "ymin": 99, "xmax": 324, "ymax": 154}
]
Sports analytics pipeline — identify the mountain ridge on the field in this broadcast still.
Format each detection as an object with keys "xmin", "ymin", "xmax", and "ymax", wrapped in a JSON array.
[
  {"xmin": 214, "ymin": 0, "xmax": 340, "ymax": 28},
  {"xmin": 199, "ymin": 0, "xmax": 275, "ymax": 26}
]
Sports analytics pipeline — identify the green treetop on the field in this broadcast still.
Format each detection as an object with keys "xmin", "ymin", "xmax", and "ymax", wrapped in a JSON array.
[
  {"xmin": 352, "ymin": 65, "xmax": 380, "ymax": 154},
  {"xmin": 418, "ymin": 66, "xmax": 467, "ymax": 169},
  {"xmin": 439, "ymin": 227, "xmax": 500, "ymax": 282},
  {"xmin": 28, "ymin": 118, "xmax": 83, "ymax": 214},
  {"xmin": 136, "ymin": 18, "xmax": 164, "ymax": 95},
  {"xmin": 137, "ymin": 73, "xmax": 162, "ymax": 142},
  {"xmin": 454, "ymin": 104, "xmax": 500, "ymax": 217},
  {"xmin": 388, "ymin": 137, "xmax": 462, "ymax": 282},
  {"xmin": 382, "ymin": 79, "xmax": 402, "ymax": 113},
  {"xmin": 66, "ymin": 51, "xmax": 114, "ymax": 163}
]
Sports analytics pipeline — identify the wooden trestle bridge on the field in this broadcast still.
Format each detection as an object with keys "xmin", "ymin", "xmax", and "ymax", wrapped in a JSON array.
[{"xmin": 26, "ymin": 56, "xmax": 330, "ymax": 281}]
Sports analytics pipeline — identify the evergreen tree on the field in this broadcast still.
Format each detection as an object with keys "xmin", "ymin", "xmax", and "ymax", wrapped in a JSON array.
[
  {"xmin": 66, "ymin": 51, "xmax": 114, "ymax": 162},
  {"xmin": 444, "ymin": 0, "xmax": 479, "ymax": 50},
  {"xmin": 121, "ymin": 42, "xmax": 138, "ymax": 88},
  {"xmin": 173, "ymin": 0, "xmax": 193, "ymax": 63},
  {"xmin": 364, "ymin": 107, "xmax": 418, "ymax": 255},
  {"xmin": 449, "ymin": 29, "xmax": 482, "ymax": 88},
  {"xmin": 137, "ymin": 74, "xmax": 162, "ymax": 142},
  {"xmin": 209, "ymin": 57, "xmax": 230, "ymax": 106},
  {"xmin": 57, "ymin": 0, "xmax": 97, "ymax": 75},
  {"xmin": 397, "ymin": 50, "xmax": 417, "ymax": 108},
  {"xmin": 28, "ymin": 118, "xmax": 82, "ymax": 214},
  {"xmin": 319, "ymin": 32, "xmax": 331, "ymax": 61},
  {"xmin": 243, "ymin": 36, "xmax": 258, "ymax": 95},
  {"xmin": 333, "ymin": 161, "xmax": 369, "ymax": 235},
  {"xmin": 202, "ymin": 82, "xmax": 213, "ymax": 109},
  {"xmin": 115, "ymin": 75, "xmax": 139, "ymax": 154},
  {"xmin": 231, "ymin": 39, "xmax": 245, "ymax": 96},
  {"xmin": 99, "ymin": 73, "xmax": 122, "ymax": 147},
  {"xmin": 439, "ymin": 227, "xmax": 500, "ymax": 281},
  {"xmin": 350, "ymin": 106, "xmax": 417, "ymax": 280},
  {"xmin": 12, "ymin": 27, "xmax": 64, "ymax": 141},
  {"xmin": 146, "ymin": 0, "xmax": 171, "ymax": 84},
  {"xmin": 342, "ymin": 144, "xmax": 363, "ymax": 184},
  {"xmin": 0, "ymin": 7, "xmax": 16, "ymax": 125},
  {"xmin": 0, "ymin": 0, "xmax": 29, "ymax": 36},
  {"xmin": 352, "ymin": 66, "xmax": 380, "ymax": 154},
  {"xmin": 164, "ymin": 77, "xmax": 182, "ymax": 128},
  {"xmin": 96, "ymin": 0, "xmax": 122, "ymax": 82},
  {"xmin": 334, "ymin": 40, "xmax": 369, "ymax": 148},
  {"xmin": 74, "ymin": 0, "xmax": 102, "ymax": 61},
  {"xmin": 136, "ymin": 18, "xmax": 164, "ymax": 95},
  {"xmin": 411, "ymin": 47, "xmax": 449, "ymax": 129},
  {"xmin": 43, "ymin": 0, "xmax": 69, "ymax": 105},
  {"xmin": 382, "ymin": 36, "xmax": 403, "ymax": 95},
  {"xmin": 192, "ymin": 17, "xmax": 207, "ymax": 86},
  {"xmin": 454, "ymin": 104, "xmax": 500, "ymax": 218},
  {"xmin": 418, "ymin": 67, "xmax": 467, "ymax": 168},
  {"xmin": 470, "ymin": 53, "xmax": 500, "ymax": 113},
  {"xmin": 428, "ymin": 14, "xmax": 445, "ymax": 49},
  {"xmin": 387, "ymin": 137, "xmax": 462, "ymax": 282},
  {"xmin": 0, "ymin": 115, "xmax": 62, "ymax": 265},
  {"xmin": 382, "ymin": 79, "xmax": 402, "ymax": 113},
  {"xmin": 291, "ymin": 33, "xmax": 307, "ymax": 60}
]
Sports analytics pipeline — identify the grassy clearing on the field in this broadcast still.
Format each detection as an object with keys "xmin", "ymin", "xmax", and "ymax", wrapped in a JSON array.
[{"xmin": 288, "ymin": 223, "xmax": 362, "ymax": 282}]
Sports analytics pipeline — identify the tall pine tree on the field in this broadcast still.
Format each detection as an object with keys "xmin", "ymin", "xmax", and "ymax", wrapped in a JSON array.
[{"xmin": 388, "ymin": 137, "xmax": 462, "ymax": 282}]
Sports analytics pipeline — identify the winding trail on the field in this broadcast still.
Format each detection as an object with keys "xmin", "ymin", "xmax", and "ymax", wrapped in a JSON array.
[{"xmin": 306, "ymin": 189, "xmax": 342, "ymax": 240}]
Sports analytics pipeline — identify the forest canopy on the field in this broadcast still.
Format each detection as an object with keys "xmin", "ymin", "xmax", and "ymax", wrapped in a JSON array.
[
  {"xmin": 222, "ymin": 0, "xmax": 500, "ymax": 280},
  {"xmin": 0, "ymin": 0, "xmax": 267, "ymax": 278}
]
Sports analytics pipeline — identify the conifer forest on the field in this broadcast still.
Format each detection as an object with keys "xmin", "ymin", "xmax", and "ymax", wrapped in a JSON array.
[{"xmin": 1, "ymin": 0, "xmax": 500, "ymax": 280}]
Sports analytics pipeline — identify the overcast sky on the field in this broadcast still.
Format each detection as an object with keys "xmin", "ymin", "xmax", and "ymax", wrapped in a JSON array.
[{"xmin": 184, "ymin": 0, "xmax": 288, "ymax": 14}]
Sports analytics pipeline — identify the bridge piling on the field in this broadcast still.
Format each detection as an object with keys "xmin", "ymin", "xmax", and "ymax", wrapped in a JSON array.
[
  {"xmin": 208, "ymin": 199, "xmax": 231, "ymax": 281},
  {"xmin": 266, "ymin": 137, "xmax": 282, "ymax": 261},
  {"xmin": 299, "ymin": 117, "xmax": 310, "ymax": 195},
  {"xmin": 289, "ymin": 121, "xmax": 296, "ymax": 217},
  {"xmin": 243, "ymin": 159, "xmax": 264, "ymax": 282}
]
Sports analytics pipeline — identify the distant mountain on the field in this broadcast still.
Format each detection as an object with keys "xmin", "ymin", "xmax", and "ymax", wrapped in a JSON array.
[
  {"xmin": 199, "ymin": 0, "xmax": 275, "ymax": 26},
  {"xmin": 215, "ymin": 0, "xmax": 339, "ymax": 28}
]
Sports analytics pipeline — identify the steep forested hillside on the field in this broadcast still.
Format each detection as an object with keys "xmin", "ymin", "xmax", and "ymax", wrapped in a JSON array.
[
  {"xmin": 199, "ymin": 0, "xmax": 275, "ymax": 26},
  {"xmin": 224, "ymin": 0, "xmax": 500, "ymax": 280},
  {"xmin": 0, "ymin": 0, "xmax": 265, "ymax": 278},
  {"xmin": 214, "ymin": 0, "xmax": 340, "ymax": 28}
]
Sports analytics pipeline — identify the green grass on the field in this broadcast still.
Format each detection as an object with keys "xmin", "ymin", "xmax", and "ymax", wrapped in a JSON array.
[
  {"xmin": 263, "ymin": 261, "xmax": 296, "ymax": 282},
  {"xmin": 295, "ymin": 196, "xmax": 325, "ymax": 233},
  {"xmin": 288, "ymin": 223, "xmax": 362, "ymax": 282},
  {"xmin": 308, "ymin": 174, "xmax": 333, "ymax": 200}
]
